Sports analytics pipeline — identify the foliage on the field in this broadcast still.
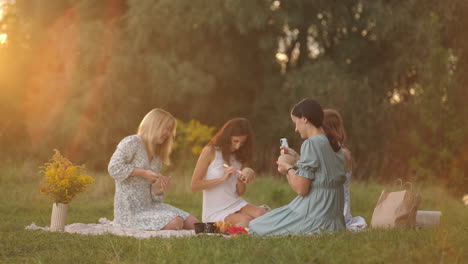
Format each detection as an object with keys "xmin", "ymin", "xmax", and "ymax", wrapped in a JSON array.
[
  {"xmin": 173, "ymin": 119, "xmax": 216, "ymax": 156},
  {"xmin": 38, "ymin": 150, "xmax": 95, "ymax": 204},
  {"xmin": 406, "ymin": 43, "xmax": 467, "ymax": 193},
  {"xmin": 169, "ymin": 119, "xmax": 216, "ymax": 172},
  {"xmin": 0, "ymin": 0, "xmax": 467, "ymax": 193}
]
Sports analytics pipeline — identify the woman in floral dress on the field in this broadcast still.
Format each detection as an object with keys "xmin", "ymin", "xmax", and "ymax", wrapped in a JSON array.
[{"xmin": 108, "ymin": 108, "xmax": 198, "ymax": 230}]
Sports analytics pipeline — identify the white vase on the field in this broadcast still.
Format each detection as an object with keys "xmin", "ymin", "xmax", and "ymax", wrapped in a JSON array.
[{"xmin": 50, "ymin": 203, "xmax": 68, "ymax": 232}]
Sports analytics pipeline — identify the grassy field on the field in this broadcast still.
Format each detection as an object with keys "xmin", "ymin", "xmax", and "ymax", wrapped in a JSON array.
[{"xmin": 0, "ymin": 161, "xmax": 467, "ymax": 263}]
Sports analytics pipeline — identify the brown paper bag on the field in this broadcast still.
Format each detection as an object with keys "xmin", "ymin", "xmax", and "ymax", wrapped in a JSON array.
[{"xmin": 371, "ymin": 183, "xmax": 421, "ymax": 228}]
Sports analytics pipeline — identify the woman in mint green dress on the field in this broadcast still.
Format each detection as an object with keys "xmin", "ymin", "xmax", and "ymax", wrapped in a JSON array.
[{"xmin": 249, "ymin": 99, "xmax": 346, "ymax": 236}]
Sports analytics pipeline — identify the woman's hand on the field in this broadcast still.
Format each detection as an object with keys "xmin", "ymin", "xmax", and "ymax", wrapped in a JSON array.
[
  {"xmin": 280, "ymin": 146, "xmax": 300, "ymax": 160},
  {"xmin": 222, "ymin": 166, "xmax": 238, "ymax": 181},
  {"xmin": 235, "ymin": 167, "xmax": 252, "ymax": 196},
  {"xmin": 143, "ymin": 170, "xmax": 160, "ymax": 183},
  {"xmin": 153, "ymin": 175, "xmax": 171, "ymax": 195},
  {"xmin": 159, "ymin": 175, "xmax": 171, "ymax": 191},
  {"xmin": 237, "ymin": 173, "xmax": 249, "ymax": 183},
  {"xmin": 240, "ymin": 175, "xmax": 254, "ymax": 184},
  {"xmin": 238, "ymin": 167, "xmax": 255, "ymax": 183},
  {"xmin": 276, "ymin": 160, "xmax": 292, "ymax": 175}
]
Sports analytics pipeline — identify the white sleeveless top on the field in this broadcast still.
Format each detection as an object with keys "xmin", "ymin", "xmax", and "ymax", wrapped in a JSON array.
[{"xmin": 202, "ymin": 150, "xmax": 248, "ymax": 222}]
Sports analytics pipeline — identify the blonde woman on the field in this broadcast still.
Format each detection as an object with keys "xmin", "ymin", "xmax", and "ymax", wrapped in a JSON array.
[{"xmin": 108, "ymin": 108, "xmax": 198, "ymax": 230}]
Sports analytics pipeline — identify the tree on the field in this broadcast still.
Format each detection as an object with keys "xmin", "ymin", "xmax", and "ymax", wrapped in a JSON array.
[{"xmin": 1, "ymin": 0, "xmax": 466, "ymax": 193}]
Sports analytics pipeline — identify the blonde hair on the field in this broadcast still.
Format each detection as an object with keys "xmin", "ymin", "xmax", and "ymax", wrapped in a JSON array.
[
  {"xmin": 323, "ymin": 109, "xmax": 346, "ymax": 145},
  {"xmin": 137, "ymin": 108, "xmax": 176, "ymax": 165}
]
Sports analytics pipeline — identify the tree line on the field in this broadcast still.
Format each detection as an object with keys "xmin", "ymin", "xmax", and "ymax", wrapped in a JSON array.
[{"xmin": 0, "ymin": 0, "xmax": 466, "ymax": 194}]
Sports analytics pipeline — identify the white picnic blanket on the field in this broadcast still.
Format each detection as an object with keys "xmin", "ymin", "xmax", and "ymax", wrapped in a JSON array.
[{"xmin": 25, "ymin": 218, "xmax": 196, "ymax": 239}]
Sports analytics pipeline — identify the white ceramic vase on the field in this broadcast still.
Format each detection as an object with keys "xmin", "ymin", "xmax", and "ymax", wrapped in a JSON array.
[{"xmin": 50, "ymin": 202, "xmax": 68, "ymax": 232}]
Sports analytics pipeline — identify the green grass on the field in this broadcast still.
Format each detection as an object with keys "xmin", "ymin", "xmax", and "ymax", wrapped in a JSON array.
[{"xmin": 1, "ymin": 161, "xmax": 467, "ymax": 263}]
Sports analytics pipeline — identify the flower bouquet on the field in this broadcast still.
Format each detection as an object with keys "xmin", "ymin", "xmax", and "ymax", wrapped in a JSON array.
[{"xmin": 38, "ymin": 150, "xmax": 95, "ymax": 231}]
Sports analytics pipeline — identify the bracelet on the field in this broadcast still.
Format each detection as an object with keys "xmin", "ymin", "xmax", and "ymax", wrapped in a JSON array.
[{"xmin": 287, "ymin": 166, "xmax": 296, "ymax": 174}]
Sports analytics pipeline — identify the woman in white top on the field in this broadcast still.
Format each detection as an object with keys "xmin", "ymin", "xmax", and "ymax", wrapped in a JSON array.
[
  {"xmin": 323, "ymin": 109, "xmax": 367, "ymax": 231},
  {"xmin": 191, "ymin": 118, "xmax": 267, "ymax": 226}
]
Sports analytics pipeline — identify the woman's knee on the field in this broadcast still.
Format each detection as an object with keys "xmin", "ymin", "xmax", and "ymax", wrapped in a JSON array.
[
  {"xmin": 163, "ymin": 216, "xmax": 184, "ymax": 230},
  {"xmin": 225, "ymin": 213, "xmax": 253, "ymax": 225},
  {"xmin": 238, "ymin": 214, "xmax": 253, "ymax": 223},
  {"xmin": 235, "ymin": 214, "xmax": 253, "ymax": 227},
  {"xmin": 241, "ymin": 204, "xmax": 267, "ymax": 218},
  {"xmin": 253, "ymin": 207, "xmax": 267, "ymax": 218},
  {"xmin": 183, "ymin": 215, "xmax": 199, "ymax": 229}
]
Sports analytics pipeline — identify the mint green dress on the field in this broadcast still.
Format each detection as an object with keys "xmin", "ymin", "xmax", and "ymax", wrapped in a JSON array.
[{"xmin": 249, "ymin": 134, "xmax": 346, "ymax": 236}]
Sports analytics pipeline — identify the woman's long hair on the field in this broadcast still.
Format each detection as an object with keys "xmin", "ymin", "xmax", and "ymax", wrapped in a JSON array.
[
  {"xmin": 291, "ymin": 99, "xmax": 341, "ymax": 152},
  {"xmin": 137, "ymin": 108, "xmax": 176, "ymax": 165},
  {"xmin": 324, "ymin": 108, "xmax": 354, "ymax": 170},
  {"xmin": 323, "ymin": 109, "xmax": 346, "ymax": 146},
  {"xmin": 209, "ymin": 118, "xmax": 254, "ymax": 166}
]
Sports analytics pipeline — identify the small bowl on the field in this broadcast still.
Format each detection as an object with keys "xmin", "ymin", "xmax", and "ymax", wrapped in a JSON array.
[
  {"xmin": 194, "ymin": 223, "xmax": 206, "ymax": 234},
  {"xmin": 194, "ymin": 222, "xmax": 218, "ymax": 234},
  {"xmin": 205, "ymin": 222, "xmax": 217, "ymax": 233}
]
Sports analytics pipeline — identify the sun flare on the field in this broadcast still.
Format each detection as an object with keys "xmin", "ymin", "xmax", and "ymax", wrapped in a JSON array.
[{"xmin": 0, "ymin": 33, "xmax": 7, "ymax": 45}]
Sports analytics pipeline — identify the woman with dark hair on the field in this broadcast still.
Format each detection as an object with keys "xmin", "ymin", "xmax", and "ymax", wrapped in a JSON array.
[
  {"xmin": 191, "ymin": 118, "xmax": 267, "ymax": 227},
  {"xmin": 249, "ymin": 99, "xmax": 346, "ymax": 236}
]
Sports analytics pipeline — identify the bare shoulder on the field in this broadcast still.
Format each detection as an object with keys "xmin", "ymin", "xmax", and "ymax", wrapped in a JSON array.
[
  {"xmin": 199, "ymin": 145, "xmax": 216, "ymax": 163},
  {"xmin": 192, "ymin": 145, "xmax": 216, "ymax": 179}
]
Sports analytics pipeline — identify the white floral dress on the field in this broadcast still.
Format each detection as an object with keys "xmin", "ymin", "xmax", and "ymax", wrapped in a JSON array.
[
  {"xmin": 108, "ymin": 135, "xmax": 190, "ymax": 230},
  {"xmin": 343, "ymin": 170, "xmax": 367, "ymax": 231}
]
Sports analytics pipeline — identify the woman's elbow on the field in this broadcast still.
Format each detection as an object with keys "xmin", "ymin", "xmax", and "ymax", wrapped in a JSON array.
[
  {"xmin": 296, "ymin": 187, "xmax": 311, "ymax": 197},
  {"xmin": 190, "ymin": 182, "xmax": 201, "ymax": 192},
  {"xmin": 107, "ymin": 167, "xmax": 117, "ymax": 179},
  {"xmin": 107, "ymin": 161, "xmax": 122, "ymax": 178},
  {"xmin": 107, "ymin": 163, "xmax": 114, "ymax": 176}
]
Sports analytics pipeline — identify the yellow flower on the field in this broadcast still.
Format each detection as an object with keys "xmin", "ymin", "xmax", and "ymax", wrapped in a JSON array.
[{"xmin": 38, "ymin": 150, "xmax": 95, "ymax": 204}]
